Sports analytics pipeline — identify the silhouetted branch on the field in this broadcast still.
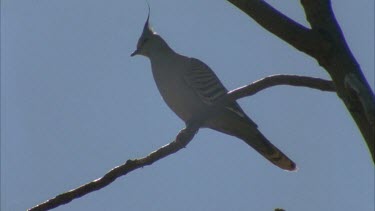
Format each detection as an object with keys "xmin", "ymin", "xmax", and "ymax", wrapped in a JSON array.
[
  {"xmin": 28, "ymin": 75, "xmax": 335, "ymax": 211},
  {"xmin": 28, "ymin": 126, "xmax": 199, "ymax": 211},
  {"xmin": 226, "ymin": 0, "xmax": 329, "ymax": 57},
  {"xmin": 228, "ymin": 0, "xmax": 375, "ymax": 162},
  {"xmin": 227, "ymin": 74, "xmax": 335, "ymax": 100}
]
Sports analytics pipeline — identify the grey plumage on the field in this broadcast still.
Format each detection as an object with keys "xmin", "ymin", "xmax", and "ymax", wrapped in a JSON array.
[{"xmin": 131, "ymin": 13, "xmax": 296, "ymax": 171}]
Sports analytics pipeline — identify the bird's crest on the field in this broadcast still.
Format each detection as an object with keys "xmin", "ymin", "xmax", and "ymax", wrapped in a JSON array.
[{"xmin": 142, "ymin": 1, "xmax": 155, "ymax": 35}]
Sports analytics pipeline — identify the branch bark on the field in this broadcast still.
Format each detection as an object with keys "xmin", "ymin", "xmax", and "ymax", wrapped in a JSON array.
[
  {"xmin": 28, "ymin": 75, "xmax": 334, "ymax": 211},
  {"xmin": 227, "ymin": 0, "xmax": 375, "ymax": 162}
]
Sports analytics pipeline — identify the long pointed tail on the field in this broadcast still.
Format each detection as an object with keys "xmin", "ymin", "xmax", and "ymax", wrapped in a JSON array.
[
  {"xmin": 239, "ymin": 129, "xmax": 297, "ymax": 171},
  {"xmin": 208, "ymin": 117, "xmax": 296, "ymax": 171}
]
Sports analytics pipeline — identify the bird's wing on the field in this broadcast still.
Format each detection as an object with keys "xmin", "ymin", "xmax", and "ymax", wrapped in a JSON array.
[{"xmin": 184, "ymin": 58, "xmax": 251, "ymax": 121}]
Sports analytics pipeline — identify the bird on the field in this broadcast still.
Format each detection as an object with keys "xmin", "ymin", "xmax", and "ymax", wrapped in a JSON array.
[{"xmin": 131, "ymin": 11, "xmax": 296, "ymax": 171}]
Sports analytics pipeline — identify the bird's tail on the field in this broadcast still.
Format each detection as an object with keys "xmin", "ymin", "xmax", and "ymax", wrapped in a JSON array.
[
  {"xmin": 238, "ymin": 128, "xmax": 297, "ymax": 171},
  {"xmin": 208, "ymin": 117, "xmax": 296, "ymax": 171}
]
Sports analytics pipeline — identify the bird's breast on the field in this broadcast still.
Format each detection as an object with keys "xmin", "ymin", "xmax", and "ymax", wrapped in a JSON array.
[{"xmin": 151, "ymin": 60, "xmax": 206, "ymax": 122}]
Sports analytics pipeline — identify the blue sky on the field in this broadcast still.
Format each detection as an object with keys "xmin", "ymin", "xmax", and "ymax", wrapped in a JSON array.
[{"xmin": 1, "ymin": 0, "xmax": 374, "ymax": 211}]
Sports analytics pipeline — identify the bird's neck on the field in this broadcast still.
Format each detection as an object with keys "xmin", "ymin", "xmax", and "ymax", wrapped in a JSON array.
[
  {"xmin": 148, "ymin": 36, "xmax": 177, "ymax": 58},
  {"xmin": 148, "ymin": 46, "xmax": 177, "ymax": 63}
]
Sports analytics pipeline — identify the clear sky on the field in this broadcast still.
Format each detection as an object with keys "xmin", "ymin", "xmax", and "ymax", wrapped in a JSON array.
[{"xmin": 1, "ymin": 1, "xmax": 374, "ymax": 211}]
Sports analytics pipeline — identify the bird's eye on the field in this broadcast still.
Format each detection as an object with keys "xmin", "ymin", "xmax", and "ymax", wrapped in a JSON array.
[{"xmin": 142, "ymin": 38, "xmax": 149, "ymax": 45}]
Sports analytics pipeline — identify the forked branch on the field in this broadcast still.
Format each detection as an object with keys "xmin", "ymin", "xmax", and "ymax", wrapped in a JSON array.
[{"xmin": 228, "ymin": 0, "xmax": 375, "ymax": 162}]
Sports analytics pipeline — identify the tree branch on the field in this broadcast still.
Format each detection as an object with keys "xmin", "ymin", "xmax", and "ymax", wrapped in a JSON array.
[
  {"xmin": 28, "ymin": 75, "xmax": 335, "ymax": 211},
  {"xmin": 227, "ymin": 0, "xmax": 375, "ymax": 162},
  {"xmin": 226, "ymin": 0, "xmax": 331, "ymax": 59},
  {"xmin": 227, "ymin": 74, "xmax": 335, "ymax": 100},
  {"xmin": 300, "ymin": 0, "xmax": 375, "ymax": 162}
]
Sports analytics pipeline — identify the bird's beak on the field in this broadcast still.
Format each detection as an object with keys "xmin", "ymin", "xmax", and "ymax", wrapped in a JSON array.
[{"xmin": 130, "ymin": 49, "xmax": 139, "ymax": 57}]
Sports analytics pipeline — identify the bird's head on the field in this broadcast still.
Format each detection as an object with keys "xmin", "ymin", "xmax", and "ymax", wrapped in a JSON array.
[
  {"xmin": 131, "ymin": 5, "xmax": 172, "ymax": 58},
  {"xmin": 131, "ymin": 12, "xmax": 155, "ymax": 57}
]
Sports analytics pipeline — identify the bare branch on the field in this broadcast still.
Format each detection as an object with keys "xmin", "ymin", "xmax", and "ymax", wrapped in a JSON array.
[
  {"xmin": 227, "ymin": 74, "xmax": 335, "ymax": 100},
  {"xmin": 28, "ymin": 75, "xmax": 335, "ymax": 211},
  {"xmin": 226, "ymin": 0, "xmax": 331, "ymax": 58},
  {"xmin": 28, "ymin": 126, "xmax": 199, "ymax": 211},
  {"xmin": 300, "ymin": 0, "xmax": 375, "ymax": 161}
]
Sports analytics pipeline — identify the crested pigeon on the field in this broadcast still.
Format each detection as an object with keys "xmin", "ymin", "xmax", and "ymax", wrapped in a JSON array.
[{"xmin": 131, "ymin": 12, "xmax": 296, "ymax": 171}]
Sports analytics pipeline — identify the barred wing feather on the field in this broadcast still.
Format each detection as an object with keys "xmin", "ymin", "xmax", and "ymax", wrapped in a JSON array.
[{"xmin": 185, "ymin": 58, "xmax": 250, "ymax": 121}]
